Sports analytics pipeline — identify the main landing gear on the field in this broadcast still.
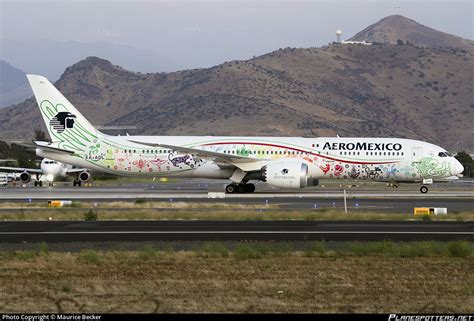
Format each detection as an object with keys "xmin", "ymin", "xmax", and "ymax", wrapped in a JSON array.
[
  {"xmin": 225, "ymin": 183, "xmax": 256, "ymax": 194},
  {"xmin": 33, "ymin": 181, "xmax": 43, "ymax": 187},
  {"xmin": 420, "ymin": 185, "xmax": 428, "ymax": 194},
  {"xmin": 73, "ymin": 180, "xmax": 82, "ymax": 187}
]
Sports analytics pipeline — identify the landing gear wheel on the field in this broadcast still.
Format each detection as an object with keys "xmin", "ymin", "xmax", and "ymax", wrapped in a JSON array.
[
  {"xmin": 34, "ymin": 181, "xmax": 38, "ymax": 187},
  {"xmin": 39, "ymin": 181, "xmax": 43, "ymax": 187},
  {"xmin": 245, "ymin": 183, "xmax": 256, "ymax": 193},
  {"xmin": 73, "ymin": 180, "xmax": 77, "ymax": 187},
  {"xmin": 48, "ymin": 182, "xmax": 54, "ymax": 187},
  {"xmin": 78, "ymin": 181, "xmax": 82, "ymax": 187},
  {"xmin": 225, "ymin": 184, "xmax": 236, "ymax": 193},
  {"xmin": 420, "ymin": 186, "xmax": 428, "ymax": 194}
]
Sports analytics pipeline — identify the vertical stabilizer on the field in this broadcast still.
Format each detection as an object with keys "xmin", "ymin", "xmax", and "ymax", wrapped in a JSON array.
[{"xmin": 26, "ymin": 74, "xmax": 102, "ymax": 152}]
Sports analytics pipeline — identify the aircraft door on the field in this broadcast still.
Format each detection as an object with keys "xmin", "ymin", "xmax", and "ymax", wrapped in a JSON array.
[{"xmin": 412, "ymin": 147, "xmax": 423, "ymax": 162}]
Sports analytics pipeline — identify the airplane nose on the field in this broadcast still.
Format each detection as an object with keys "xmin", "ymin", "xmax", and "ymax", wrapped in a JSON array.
[{"xmin": 454, "ymin": 160, "xmax": 464, "ymax": 176}]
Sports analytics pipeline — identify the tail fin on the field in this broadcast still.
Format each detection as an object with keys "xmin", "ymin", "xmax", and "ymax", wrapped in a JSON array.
[{"xmin": 26, "ymin": 74, "xmax": 102, "ymax": 152}]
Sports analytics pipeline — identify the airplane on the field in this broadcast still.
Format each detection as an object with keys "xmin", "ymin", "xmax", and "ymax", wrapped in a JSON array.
[
  {"xmin": 0, "ymin": 157, "xmax": 91, "ymax": 187},
  {"xmin": 25, "ymin": 74, "xmax": 464, "ymax": 194}
]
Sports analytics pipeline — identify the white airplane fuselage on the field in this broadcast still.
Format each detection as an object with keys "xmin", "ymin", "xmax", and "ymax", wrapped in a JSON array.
[
  {"xmin": 37, "ymin": 136, "xmax": 463, "ymax": 183},
  {"xmin": 38, "ymin": 158, "xmax": 72, "ymax": 182}
]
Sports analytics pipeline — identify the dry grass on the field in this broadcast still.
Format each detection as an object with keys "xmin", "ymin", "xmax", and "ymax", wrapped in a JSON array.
[
  {"xmin": 0, "ymin": 245, "xmax": 471, "ymax": 313},
  {"xmin": 1, "ymin": 206, "xmax": 473, "ymax": 221}
]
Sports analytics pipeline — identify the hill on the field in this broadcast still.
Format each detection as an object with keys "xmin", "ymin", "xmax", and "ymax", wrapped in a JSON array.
[
  {"xmin": 0, "ymin": 43, "xmax": 472, "ymax": 151},
  {"xmin": 349, "ymin": 15, "xmax": 474, "ymax": 49},
  {"xmin": 0, "ymin": 60, "xmax": 32, "ymax": 108},
  {"xmin": 0, "ymin": 39, "xmax": 178, "ymax": 81}
]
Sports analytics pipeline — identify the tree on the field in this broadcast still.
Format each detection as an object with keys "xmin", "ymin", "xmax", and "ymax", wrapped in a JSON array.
[
  {"xmin": 455, "ymin": 151, "xmax": 474, "ymax": 178},
  {"xmin": 0, "ymin": 140, "xmax": 37, "ymax": 168},
  {"xmin": 34, "ymin": 128, "xmax": 48, "ymax": 142},
  {"xmin": 397, "ymin": 39, "xmax": 404, "ymax": 46}
]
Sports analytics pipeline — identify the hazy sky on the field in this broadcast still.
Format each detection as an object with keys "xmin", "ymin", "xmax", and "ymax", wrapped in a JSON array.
[{"xmin": 1, "ymin": 0, "xmax": 472, "ymax": 70}]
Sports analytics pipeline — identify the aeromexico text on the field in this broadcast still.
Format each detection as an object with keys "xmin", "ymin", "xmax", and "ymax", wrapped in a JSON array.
[{"xmin": 323, "ymin": 142, "xmax": 402, "ymax": 151}]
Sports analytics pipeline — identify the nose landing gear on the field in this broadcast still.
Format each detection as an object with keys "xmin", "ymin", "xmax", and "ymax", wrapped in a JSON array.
[{"xmin": 420, "ymin": 185, "xmax": 428, "ymax": 194}]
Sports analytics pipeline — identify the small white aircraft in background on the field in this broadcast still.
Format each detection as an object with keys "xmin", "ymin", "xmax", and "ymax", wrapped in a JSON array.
[{"xmin": 0, "ymin": 158, "xmax": 91, "ymax": 187}]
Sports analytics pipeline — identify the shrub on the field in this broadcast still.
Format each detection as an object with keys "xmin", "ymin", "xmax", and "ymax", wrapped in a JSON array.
[
  {"xmin": 37, "ymin": 242, "xmax": 49, "ymax": 256},
  {"xmin": 139, "ymin": 245, "xmax": 159, "ymax": 260},
  {"xmin": 81, "ymin": 250, "xmax": 100, "ymax": 264},
  {"xmin": 84, "ymin": 210, "xmax": 98, "ymax": 221},
  {"xmin": 61, "ymin": 283, "xmax": 72, "ymax": 293},
  {"xmin": 447, "ymin": 241, "xmax": 472, "ymax": 258},
  {"xmin": 197, "ymin": 242, "xmax": 229, "ymax": 258},
  {"xmin": 304, "ymin": 242, "xmax": 326, "ymax": 257},
  {"xmin": 16, "ymin": 250, "xmax": 36, "ymax": 261},
  {"xmin": 234, "ymin": 244, "xmax": 263, "ymax": 260}
]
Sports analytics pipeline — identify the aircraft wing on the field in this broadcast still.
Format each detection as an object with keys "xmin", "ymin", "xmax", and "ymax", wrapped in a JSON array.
[
  {"xmin": 127, "ymin": 140, "xmax": 262, "ymax": 164},
  {"xmin": 66, "ymin": 168, "xmax": 89, "ymax": 174},
  {"xmin": 0, "ymin": 166, "xmax": 43, "ymax": 174},
  {"xmin": 11, "ymin": 141, "xmax": 75, "ymax": 155}
]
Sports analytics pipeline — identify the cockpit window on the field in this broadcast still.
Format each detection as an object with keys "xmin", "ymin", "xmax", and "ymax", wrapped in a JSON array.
[{"xmin": 438, "ymin": 152, "xmax": 452, "ymax": 157}]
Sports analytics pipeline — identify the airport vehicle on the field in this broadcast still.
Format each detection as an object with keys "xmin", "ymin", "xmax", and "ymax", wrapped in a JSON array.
[
  {"xmin": 26, "ymin": 74, "xmax": 463, "ymax": 193},
  {"xmin": 0, "ymin": 157, "xmax": 90, "ymax": 187}
]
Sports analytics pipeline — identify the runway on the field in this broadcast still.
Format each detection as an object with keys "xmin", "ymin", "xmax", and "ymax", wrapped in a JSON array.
[
  {"xmin": 2, "ymin": 186, "xmax": 474, "ymax": 199},
  {"xmin": 1, "ymin": 186, "xmax": 473, "ymax": 212},
  {"xmin": 0, "ymin": 220, "xmax": 472, "ymax": 242}
]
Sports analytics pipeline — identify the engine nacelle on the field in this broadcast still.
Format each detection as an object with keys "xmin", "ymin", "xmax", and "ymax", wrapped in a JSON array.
[
  {"xmin": 79, "ymin": 171, "xmax": 91, "ymax": 182},
  {"xmin": 19, "ymin": 171, "xmax": 31, "ymax": 183},
  {"xmin": 262, "ymin": 162, "xmax": 318, "ymax": 188}
]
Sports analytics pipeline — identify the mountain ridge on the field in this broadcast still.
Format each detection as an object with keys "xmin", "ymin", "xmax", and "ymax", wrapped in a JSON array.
[{"xmin": 349, "ymin": 15, "xmax": 474, "ymax": 49}]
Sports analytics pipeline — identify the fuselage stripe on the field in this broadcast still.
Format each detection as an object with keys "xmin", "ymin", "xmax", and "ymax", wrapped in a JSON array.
[{"xmin": 201, "ymin": 141, "xmax": 400, "ymax": 165}]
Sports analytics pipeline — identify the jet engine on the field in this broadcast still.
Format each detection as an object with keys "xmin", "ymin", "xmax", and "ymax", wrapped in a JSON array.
[
  {"xmin": 261, "ymin": 162, "xmax": 318, "ymax": 188},
  {"xmin": 79, "ymin": 171, "xmax": 91, "ymax": 182},
  {"xmin": 19, "ymin": 171, "xmax": 31, "ymax": 183}
]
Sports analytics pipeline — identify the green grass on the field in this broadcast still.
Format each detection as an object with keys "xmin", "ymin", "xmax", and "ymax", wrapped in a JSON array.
[
  {"xmin": 196, "ymin": 242, "xmax": 229, "ymax": 258},
  {"xmin": 37, "ymin": 242, "xmax": 49, "ymax": 256},
  {"xmin": 206, "ymin": 241, "xmax": 473, "ymax": 260},
  {"xmin": 3, "ymin": 241, "xmax": 472, "ymax": 262},
  {"xmin": 81, "ymin": 250, "xmax": 101, "ymax": 264},
  {"xmin": 234, "ymin": 244, "xmax": 264, "ymax": 260},
  {"xmin": 447, "ymin": 241, "xmax": 472, "ymax": 258},
  {"xmin": 15, "ymin": 250, "xmax": 37, "ymax": 261},
  {"xmin": 303, "ymin": 242, "xmax": 327, "ymax": 257},
  {"xmin": 138, "ymin": 245, "xmax": 160, "ymax": 260}
]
